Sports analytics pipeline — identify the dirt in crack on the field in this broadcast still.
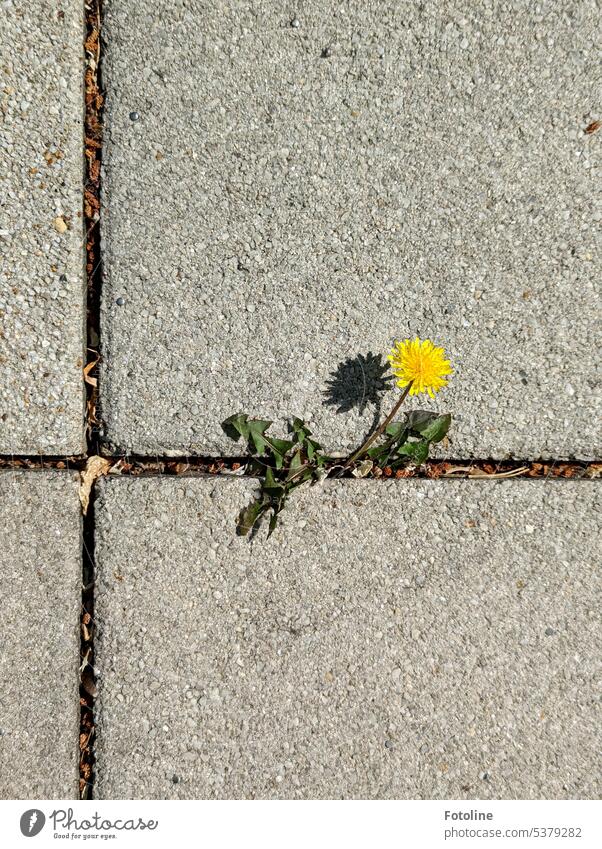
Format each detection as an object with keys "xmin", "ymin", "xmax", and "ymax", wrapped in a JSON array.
[
  {"xmin": 84, "ymin": 0, "xmax": 104, "ymax": 454},
  {"xmin": 80, "ymin": 0, "xmax": 105, "ymax": 799},
  {"xmin": 79, "ymin": 491, "xmax": 97, "ymax": 799}
]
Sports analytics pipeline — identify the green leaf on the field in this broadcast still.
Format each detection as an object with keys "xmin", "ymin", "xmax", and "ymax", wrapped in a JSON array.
[
  {"xmin": 406, "ymin": 411, "xmax": 451, "ymax": 443},
  {"xmin": 367, "ymin": 443, "xmax": 392, "ymax": 464},
  {"xmin": 396, "ymin": 439, "xmax": 430, "ymax": 465},
  {"xmin": 290, "ymin": 417, "xmax": 312, "ymax": 442},
  {"xmin": 419, "ymin": 413, "xmax": 451, "ymax": 443},
  {"xmin": 236, "ymin": 499, "xmax": 265, "ymax": 536},
  {"xmin": 268, "ymin": 437, "xmax": 293, "ymax": 456},
  {"xmin": 385, "ymin": 422, "xmax": 407, "ymax": 440},
  {"xmin": 263, "ymin": 436, "xmax": 294, "ymax": 469},
  {"xmin": 286, "ymin": 450, "xmax": 309, "ymax": 483},
  {"xmin": 308, "ymin": 436, "xmax": 323, "ymax": 453},
  {"xmin": 263, "ymin": 467, "xmax": 286, "ymax": 497},
  {"xmin": 222, "ymin": 413, "xmax": 250, "ymax": 442},
  {"xmin": 247, "ymin": 418, "xmax": 273, "ymax": 454},
  {"xmin": 289, "ymin": 450, "xmax": 303, "ymax": 470},
  {"xmin": 366, "ymin": 423, "xmax": 408, "ymax": 467},
  {"xmin": 405, "ymin": 410, "xmax": 437, "ymax": 432}
]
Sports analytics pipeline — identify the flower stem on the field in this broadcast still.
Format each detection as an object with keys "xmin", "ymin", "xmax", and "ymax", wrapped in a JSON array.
[{"xmin": 342, "ymin": 381, "xmax": 413, "ymax": 470}]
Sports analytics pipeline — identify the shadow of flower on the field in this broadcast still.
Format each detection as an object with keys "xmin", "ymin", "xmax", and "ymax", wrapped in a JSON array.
[{"xmin": 323, "ymin": 351, "xmax": 393, "ymax": 416}]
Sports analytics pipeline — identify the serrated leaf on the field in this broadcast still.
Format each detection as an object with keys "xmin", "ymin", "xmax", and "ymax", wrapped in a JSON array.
[
  {"xmin": 405, "ymin": 410, "xmax": 437, "ymax": 432},
  {"xmin": 264, "ymin": 436, "xmax": 293, "ymax": 469},
  {"xmin": 385, "ymin": 422, "xmax": 406, "ymax": 440},
  {"xmin": 367, "ymin": 443, "xmax": 392, "ymax": 464},
  {"xmin": 263, "ymin": 467, "xmax": 286, "ymax": 497},
  {"xmin": 420, "ymin": 413, "xmax": 451, "ymax": 443},
  {"xmin": 405, "ymin": 411, "xmax": 451, "ymax": 443},
  {"xmin": 222, "ymin": 413, "xmax": 250, "ymax": 442},
  {"xmin": 289, "ymin": 450, "xmax": 303, "ymax": 471},
  {"xmin": 290, "ymin": 417, "xmax": 312, "ymax": 442},
  {"xmin": 405, "ymin": 410, "xmax": 451, "ymax": 443},
  {"xmin": 268, "ymin": 437, "xmax": 293, "ymax": 455},
  {"xmin": 396, "ymin": 439, "xmax": 430, "ymax": 465},
  {"xmin": 247, "ymin": 418, "xmax": 273, "ymax": 454}
]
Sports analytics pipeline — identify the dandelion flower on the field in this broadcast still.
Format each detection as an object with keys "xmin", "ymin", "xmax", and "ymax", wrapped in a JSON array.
[{"xmin": 388, "ymin": 337, "xmax": 452, "ymax": 397}]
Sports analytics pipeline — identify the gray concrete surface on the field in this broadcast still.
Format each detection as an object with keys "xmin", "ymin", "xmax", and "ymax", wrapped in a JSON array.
[
  {"xmin": 94, "ymin": 476, "xmax": 601, "ymax": 800},
  {"xmin": 0, "ymin": 471, "xmax": 81, "ymax": 799},
  {"xmin": 0, "ymin": 1, "xmax": 85, "ymax": 455},
  {"xmin": 101, "ymin": 1, "xmax": 601, "ymax": 459}
]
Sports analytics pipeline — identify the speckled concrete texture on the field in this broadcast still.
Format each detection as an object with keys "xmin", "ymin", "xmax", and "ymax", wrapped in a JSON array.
[
  {"xmin": 100, "ymin": 0, "xmax": 600, "ymax": 459},
  {"xmin": 0, "ymin": 471, "xmax": 81, "ymax": 799},
  {"xmin": 0, "ymin": 1, "xmax": 85, "ymax": 454},
  {"xmin": 94, "ymin": 477, "xmax": 601, "ymax": 799}
]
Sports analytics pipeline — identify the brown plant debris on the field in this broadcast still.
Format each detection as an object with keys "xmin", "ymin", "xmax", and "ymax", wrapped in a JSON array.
[
  {"xmin": 79, "ymin": 455, "xmax": 112, "ymax": 514},
  {"xmin": 84, "ymin": 0, "xmax": 104, "ymax": 448},
  {"xmin": 0, "ymin": 453, "xmax": 599, "ymax": 480}
]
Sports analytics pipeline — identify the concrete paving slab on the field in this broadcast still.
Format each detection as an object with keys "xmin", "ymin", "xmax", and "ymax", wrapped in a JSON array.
[
  {"xmin": 100, "ymin": 1, "xmax": 600, "ymax": 459},
  {"xmin": 0, "ymin": 471, "xmax": 81, "ymax": 799},
  {"xmin": 0, "ymin": 2, "xmax": 85, "ymax": 455},
  {"xmin": 94, "ymin": 476, "xmax": 600, "ymax": 799}
]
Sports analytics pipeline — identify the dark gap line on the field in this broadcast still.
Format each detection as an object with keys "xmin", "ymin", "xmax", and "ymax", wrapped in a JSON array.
[
  {"xmin": 0, "ymin": 454, "xmax": 599, "ymax": 480},
  {"xmin": 79, "ymin": 488, "xmax": 96, "ymax": 799},
  {"xmin": 80, "ymin": 0, "xmax": 104, "ymax": 799}
]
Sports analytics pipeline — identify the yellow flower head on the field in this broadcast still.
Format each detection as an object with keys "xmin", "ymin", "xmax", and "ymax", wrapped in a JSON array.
[{"xmin": 387, "ymin": 337, "xmax": 452, "ymax": 397}]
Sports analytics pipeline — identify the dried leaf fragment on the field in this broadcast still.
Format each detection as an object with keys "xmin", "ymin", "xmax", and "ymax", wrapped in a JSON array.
[
  {"xmin": 351, "ymin": 459, "xmax": 373, "ymax": 478},
  {"xmin": 79, "ymin": 455, "xmax": 112, "ymax": 514},
  {"xmin": 584, "ymin": 119, "xmax": 601, "ymax": 135},
  {"xmin": 83, "ymin": 357, "xmax": 99, "ymax": 387}
]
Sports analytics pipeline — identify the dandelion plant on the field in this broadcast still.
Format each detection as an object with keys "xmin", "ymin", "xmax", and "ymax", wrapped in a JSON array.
[{"xmin": 223, "ymin": 337, "xmax": 453, "ymax": 537}]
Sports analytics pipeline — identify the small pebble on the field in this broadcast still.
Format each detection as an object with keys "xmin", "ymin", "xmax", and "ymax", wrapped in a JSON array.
[
  {"xmin": 129, "ymin": 111, "xmax": 140, "ymax": 121},
  {"xmin": 115, "ymin": 296, "xmax": 125, "ymax": 306},
  {"xmin": 545, "ymin": 627, "xmax": 557, "ymax": 636},
  {"xmin": 479, "ymin": 771, "xmax": 489, "ymax": 781},
  {"xmin": 172, "ymin": 774, "xmax": 180, "ymax": 784},
  {"xmin": 384, "ymin": 740, "xmax": 393, "ymax": 749},
  {"xmin": 321, "ymin": 46, "xmax": 332, "ymax": 58},
  {"xmin": 290, "ymin": 17, "xmax": 300, "ymax": 28}
]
